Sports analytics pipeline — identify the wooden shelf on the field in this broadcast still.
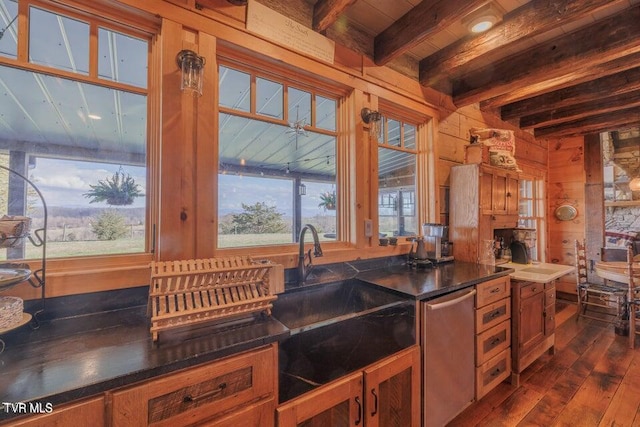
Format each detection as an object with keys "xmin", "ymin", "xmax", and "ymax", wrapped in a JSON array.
[{"xmin": 604, "ymin": 200, "xmax": 640, "ymax": 207}]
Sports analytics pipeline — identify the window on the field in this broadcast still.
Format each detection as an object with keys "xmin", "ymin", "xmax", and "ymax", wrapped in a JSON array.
[
  {"xmin": 218, "ymin": 63, "xmax": 338, "ymax": 248},
  {"xmin": 377, "ymin": 115, "xmax": 418, "ymax": 237},
  {"xmin": 0, "ymin": 2, "xmax": 150, "ymax": 262},
  {"xmin": 0, "ymin": 0, "xmax": 17, "ymax": 59},
  {"xmin": 518, "ymin": 178, "xmax": 545, "ymax": 261}
]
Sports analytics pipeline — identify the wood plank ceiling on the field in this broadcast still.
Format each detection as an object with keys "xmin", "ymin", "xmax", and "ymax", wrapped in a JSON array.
[{"xmin": 290, "ymin": 0, "xmax": 640, "ymax": 139}]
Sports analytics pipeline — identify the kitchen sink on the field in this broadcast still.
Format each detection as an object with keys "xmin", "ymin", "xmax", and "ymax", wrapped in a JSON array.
[{"xmin": 271, "ymin": 279, "xmax": 407, "ymax": 334}]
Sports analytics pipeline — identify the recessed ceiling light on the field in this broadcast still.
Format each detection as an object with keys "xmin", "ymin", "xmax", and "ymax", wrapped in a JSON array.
[
  {"xmin": 468, "ymin": 16, "xmax": 497, "ymax": 33},
  {"xmin": 88, "ymin": 114, "xmax": 102, "ymax": 120},
  {"xmin": 463, "ymin": 4, "xmax": 502, "ymax": 34}
]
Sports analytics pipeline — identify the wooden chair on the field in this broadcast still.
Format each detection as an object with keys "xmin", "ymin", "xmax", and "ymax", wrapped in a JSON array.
[
  {"xmin": 575, "ymin": 240, "xmax": 627, "ymax": 323},
  {"xmin": 626, "ymin": 245, "xmax": 640, "ymax": 348}
]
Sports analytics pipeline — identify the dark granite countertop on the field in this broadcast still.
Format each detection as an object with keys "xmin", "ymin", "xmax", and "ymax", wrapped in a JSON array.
[
  {"xmin": 356, "ymin": 260, "xmax": 513, "ymax": 300},
  {"xmin": 0, "ymin": 258, "xmax": 512, "ymax": 420},
  {"xmin": 0, "ymin": 306, "xmax": 287, "ymax": 421}
]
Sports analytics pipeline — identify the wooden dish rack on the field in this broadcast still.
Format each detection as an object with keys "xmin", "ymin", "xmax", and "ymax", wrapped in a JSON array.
[{"xmin": 148, "ymin": 256, "xmax": 281, "ymax": 342}]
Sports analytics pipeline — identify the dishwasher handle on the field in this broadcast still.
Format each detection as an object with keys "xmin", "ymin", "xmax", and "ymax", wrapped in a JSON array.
[{"xmin": 426, "ymin": 289, "xmax": 476, "ymax": 311}]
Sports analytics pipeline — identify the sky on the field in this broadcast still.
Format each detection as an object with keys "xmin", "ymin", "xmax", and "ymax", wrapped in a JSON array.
[{"xmin": 30, "ymin": 158, "xmax": 146, "ymax": 209}]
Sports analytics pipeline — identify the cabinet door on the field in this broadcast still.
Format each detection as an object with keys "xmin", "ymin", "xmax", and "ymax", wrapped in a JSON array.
[
  {"xmin": 277, "ymin": 373, "xmax": 362, "ymax": 427},
  {"xmin": 0, "ymin": 396, "xmax": 104, "ymax": 427},
  {"xmin": 518, "ymin": 290, "xmax": 545, "ymax": 354},
  {"xmin": 480, "ymin": 170, "xmax": 494, "ymax": 214},
  {"xmin": 491, "ymin": 170, "xmax": 508, "ymax": 214},
  {"xmin": 363, "ymin": 346, "xmax": 420, "ymax": 427}
]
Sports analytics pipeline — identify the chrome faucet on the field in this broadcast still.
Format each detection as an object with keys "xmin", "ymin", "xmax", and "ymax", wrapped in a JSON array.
[{"xmin": 298, "ymin": 224, "xmax": 323, "ymax": 284}]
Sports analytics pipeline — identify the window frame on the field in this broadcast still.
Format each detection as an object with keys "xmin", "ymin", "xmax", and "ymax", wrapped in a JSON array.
[
  {"xmin": 0, "ymin": 0, "xmax": 159, "ymax": 296},
  {"xmin": 214, "ymin": 55, "xmax": 351, "ymax": 255},
  {"xmin": 375, "ymin": 103, "xmax": 427, "ymax": 240}
]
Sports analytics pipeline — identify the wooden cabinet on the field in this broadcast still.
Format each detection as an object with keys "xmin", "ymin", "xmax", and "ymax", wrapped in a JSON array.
[
  {"xmin": 276, "ymin": 346, "xmax": 420, "ymax": 427},
  {"xmin": 450, "ymin": 163, "xmax": 520, "ymax": 263},
  {"xmin": 111, "ymin": 344, "xmax": 277, "ymax": 427},
  {"xmin": 474, "ymin": 276, "xmax": 512, "ymax": 399},
  {"xmin": 511, "ymin": 280, "xmax": 556, "ymax": 386},
  {"xmin": 507, "ymin": 175, "xmax": 520, "ymax": 215},
  {"xmin": 0, "ymin": 396, "xmax": 104, "ymax": 427}
]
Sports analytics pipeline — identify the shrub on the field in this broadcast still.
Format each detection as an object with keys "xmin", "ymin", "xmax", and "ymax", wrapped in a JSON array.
[{"xmin": 91, "ymin": 210, "xmax": 128, "ymax": 240}]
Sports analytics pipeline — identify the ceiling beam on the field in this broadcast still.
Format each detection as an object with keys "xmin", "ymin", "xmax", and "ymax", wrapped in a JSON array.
[
  {"xmin": 520, "ymin": 90, "xmax": 640, "ymax": 130},
  {"xmin": 418, "ymin": 0, "xmax": 625, "ymax": 89},
  {"xmin": 374, "ymin": 0, "xmax": 489, "ymax": 66},
  {"xmin": 500, "ymin": 66, "xmax": 640, "ymax": 121},
  {"xmin": 313, "ymin": 0, "xmax": 356, "ymax": 33},
  {"xmin": 451, "ymin": 5, "xmax": 640, "ymax": 107},
  {"xmin": 534, "ymin": 106, "xmax": 640, "ymax": 139},
  {"xmin": 484, "ymin": 50, "xmax": 640, "ymax": 110}
]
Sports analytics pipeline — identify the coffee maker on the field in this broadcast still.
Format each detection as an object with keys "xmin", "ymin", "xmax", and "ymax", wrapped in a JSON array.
[{"xmin": 423, "ymin": 223, "xmax": 454, "ymax": 263}]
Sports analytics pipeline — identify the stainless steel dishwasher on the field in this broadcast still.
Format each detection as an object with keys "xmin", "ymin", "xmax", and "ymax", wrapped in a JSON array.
[{"xmin": 422, "ymin": 288, "xmax": 476, "ymax": 426}]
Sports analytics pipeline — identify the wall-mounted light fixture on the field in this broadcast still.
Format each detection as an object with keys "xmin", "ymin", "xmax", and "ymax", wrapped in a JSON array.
[
  {"xmin": 361, "ymin": 107, "xmax": 382, "ymax": 139},
  {"xmin": 462, "ymin": 4, "xmax": 501, "ymax": 34},
  {"xmin": 177, "ymin": 49, "xmax": 205, "ymax": 95},
  {"xmin": 298, "ymin": 183, "xmax": 307, "ymax": 196}
]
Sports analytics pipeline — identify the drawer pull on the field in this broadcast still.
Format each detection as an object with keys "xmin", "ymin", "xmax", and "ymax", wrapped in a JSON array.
[
  {"xmin": 490, "ymin": 367, "xmax": 502, "ymax": 378},
  {"xmin": 355, "ymin": 397, "xmax": 362, "ymax": 425},
  {"xmin": 490, "ymin": 337, "xmax": 502, "ymax": 346},
  {"xmin": 490, "ymin": 287, "xmax": 501, "ymax": 294},
  {"xmin": 490, "ymin": 310, "xmax": 502, "ymax": 319},
  {"xmin": 183, "ymin": 382, "xmax": 227, "ymax": 403}
]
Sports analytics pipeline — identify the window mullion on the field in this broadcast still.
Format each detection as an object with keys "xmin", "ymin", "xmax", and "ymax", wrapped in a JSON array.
[
  {"xmin": 88, "ymin": 22, "xmax": 98, "ymax": 78},
  {"xmin": 17, "ymin": 0, "xmax": 29, "ymax": 62}
]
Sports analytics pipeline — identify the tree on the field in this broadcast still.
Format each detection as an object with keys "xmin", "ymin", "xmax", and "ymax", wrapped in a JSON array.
[
  {"xmin": 230, "ymin": 202, "xmax": 287, "ymax": 234},
  {"xmin": 84, "ymin": 170, "xmax": 143, "ymax": 206},
  {"xmin": 91, "ymin": 210, "xmax": 128, "ymax": 240}
]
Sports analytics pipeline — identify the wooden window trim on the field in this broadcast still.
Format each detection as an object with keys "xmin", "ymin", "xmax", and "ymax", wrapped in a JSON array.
[
  {"xmin": 214, "ymin": 57, "xmax": 347, "ymax": 258},
  {"xmin": 2, "ymin": 0, "xmax": 159, "ymax": 298}
]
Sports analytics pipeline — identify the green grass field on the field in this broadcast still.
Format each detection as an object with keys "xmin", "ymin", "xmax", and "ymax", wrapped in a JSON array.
[{"xmin": 2, "ymin": 232, "xmax": 338, "ymax": 261}]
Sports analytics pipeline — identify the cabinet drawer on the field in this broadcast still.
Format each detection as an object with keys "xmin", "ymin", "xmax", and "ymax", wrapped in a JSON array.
[
  {"xmin": 476, "ymin": 276, "xmax": 510, "ymax": 307},
  {"xmin": 476, "ymin": 321, "xmax": 510, "ymax": 366},
  {"xmin": 476, "ymin": 349, "xmax": 511, "ymax": 400},
  {"xmin": 476, "ymin": 298, "xmax": 511, "ymax": 333},
  {"xmin": 519, "ymin": 281, "xmax": 544, "ymax": 299},
  {"xmin": 111, "ymin": 344, "xmax": 276, "ymax": 427},
  {"xmin": 545, "ymin": 288, "xmax": 555, "ymax": 307},
  {"xmin": 545, "ymin": 303, "xmax": 555, "ymax": 336}
]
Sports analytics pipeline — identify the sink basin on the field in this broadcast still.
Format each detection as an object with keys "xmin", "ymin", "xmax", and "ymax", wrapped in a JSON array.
[
  {"xmin": 278, "ymin": 303, "xmax": 415, "ymax": 403},
  {"xmin": 271, "ymin": 279, "xmax": 407, "ymax": 334}
]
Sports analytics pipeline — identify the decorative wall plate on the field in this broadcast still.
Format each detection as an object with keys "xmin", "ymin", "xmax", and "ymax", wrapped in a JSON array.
[{"xmin": 554, "ymin": 204, "xmax": 578, "ymax": 221}]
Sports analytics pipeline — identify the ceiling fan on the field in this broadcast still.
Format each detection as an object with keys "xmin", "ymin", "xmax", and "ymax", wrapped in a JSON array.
[{"xmin": 286, "ymin": 105, "xmax": 308, "ymax": 149}]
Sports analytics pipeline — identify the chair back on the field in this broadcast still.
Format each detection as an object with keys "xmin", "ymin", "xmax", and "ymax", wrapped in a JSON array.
[{"xmin": 575, "ymin": 239, "xmax": 589, "ymax": 287}]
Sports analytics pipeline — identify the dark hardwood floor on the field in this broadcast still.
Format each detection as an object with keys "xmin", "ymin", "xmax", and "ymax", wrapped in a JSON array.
[{"xmin": 450, "ymin": 299, "xmax": 640, "ymax": 426}]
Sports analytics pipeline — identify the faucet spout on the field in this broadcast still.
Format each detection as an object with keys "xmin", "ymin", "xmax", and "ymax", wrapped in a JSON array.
[{"xmin": 298, "ymin": 224, "xmax": 323, "ymax": 284}]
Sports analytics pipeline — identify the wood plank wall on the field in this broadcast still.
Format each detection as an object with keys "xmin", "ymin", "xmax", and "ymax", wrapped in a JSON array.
[{"xmin": 547, "ymin": 137, "xmax": 586, "ymax": 294}]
